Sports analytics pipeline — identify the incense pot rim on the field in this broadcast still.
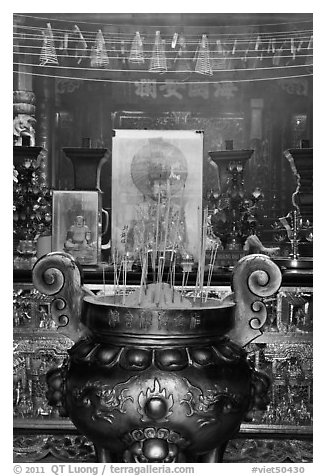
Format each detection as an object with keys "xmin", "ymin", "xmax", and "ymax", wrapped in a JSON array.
[{"xmin": 83, "ymin": 293, "xmax": 235, "ymax": 310}]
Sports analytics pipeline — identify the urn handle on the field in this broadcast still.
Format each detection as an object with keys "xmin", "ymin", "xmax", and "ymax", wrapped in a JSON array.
[
  {"xmin": 227, "ymin": 254, "xmax": 282, "ymax": 347},
  {"xmin": 32, "ymin": 251, "xmax": 94, "ymax": 342}
]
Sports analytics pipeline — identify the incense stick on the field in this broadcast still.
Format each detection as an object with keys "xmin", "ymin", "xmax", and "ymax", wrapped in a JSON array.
[
  {"xmin": 122, "ymin": 257, "xmax": 127, "ymax": 305},
  {"xmin": 113, "ymin": 248, "xmax": 119, "ymax": 303},
  {"xmin": 194, "ymin": 206, "xmax": 202, "ymax": 301},
  {"xmin": 153, "ymin": 185, "xmax": 162, "ymax": 284},
  {"xmin": 205, "ymin": 241, "xmax": 219, "ymax": 301},
  {"xmin": 194, "ymin": 207, "xmax": 208, "ymax": 302},
  {"xmin": 138, "ymin": 249, "xmax": 147, "ymax": 306},
  {"xmin": 199, "ymin": 207, "xmax": 208, "ymax": 301},
  {"xmin": 157, "ymin": 180, "xmax": 171, "ymax": 304},
  {"xmin": 102, "ymin": 264, "xmax": 106, "ymax": 295}
]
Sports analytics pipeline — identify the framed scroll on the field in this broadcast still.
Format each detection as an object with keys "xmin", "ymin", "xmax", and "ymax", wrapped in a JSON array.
[{"xmin": 111, "ymin": 130, "xmax": 203, "ymax": 261}]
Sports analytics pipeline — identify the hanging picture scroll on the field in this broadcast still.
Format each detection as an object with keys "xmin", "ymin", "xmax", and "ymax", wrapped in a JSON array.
[{"xmin": 111, "ymin": 129, "xmax": 203, "ymax": 261}]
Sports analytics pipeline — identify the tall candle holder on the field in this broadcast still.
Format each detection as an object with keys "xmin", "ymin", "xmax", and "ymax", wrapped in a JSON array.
[
  {"xmin": 283, "ymin": 147, "xmax": 313, "ymax": 225},
  {"xmin": 62, "ymin": 147, "xmax": 108, "ymax": 191},
  {"xmin": 276, "ymin": 147, "xmax": 313, "ymax": 267}
]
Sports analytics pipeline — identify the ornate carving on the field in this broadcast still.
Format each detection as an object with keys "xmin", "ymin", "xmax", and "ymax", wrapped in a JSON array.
[
  {"xmin": 139, "ymin": 310, "xmax": 153, "ymax": 330},
  {"xmin": 173, "ymin": 313, "xmax": 187, "ymax": 329},
  {"xmin": 32, "ymin": 252, "xmax": 94, "ymax": 341},
  {"xmin": 124, "ymin": 310, "xmax": 134, "ymax": 328},
  {"xmin": 13, "ymin": 433, "xmax": 312, "ymax": 464},
  {"xmin": 138, "ymin": 379, "xmax": 174, "ymax": 422},
  {"xmin": 68, "ymin": 337, "xmax": 245, "ymax": 370},
  {"xmin": 246, "ymin": 367, "xmax": 271, "ymax": 416},
  {"xmin": 13, "ymin": 434, "xmax": 96, "ymax": 463},
  {"xmin": 224, "ymin": 438, "xmax": 312, "ymax": 463},
  {"xmin": 108, "ymin": 309, "xmax": 120, "ymax": 327},
  {"xmin": 228, "ymin": 254, "xmax": 282, "ymax": 346},
  {"xmin": 120, "ymin": 347, "xmax": 152, "ymax": 370},
  {"xmin": 71, "ymin": 377, "xmax": 135, "ymax": 423},
  {"xmin": 190, "ymin": 313, "xmax": 201, "ymax": 329},
  {"xmin": 122, "ymin": 427, "xmax": 189, "ymax": 463},
  {"xmin": 46, "ymin": 363, "xmax": 69, "ymax": 416},
  {"xmin": 157, "ymin": 310, "xmax": 169, "ymax": 330},
  {"xmin": 278, "ymin": 78, "xmax": 309, "ymax": 97},
  {"xmin": 13, "ymin": 114, "xmax": 36, "ymax": 146},
  {"xmin": 180, "ymin": 377, "xmax": 244, "ymax": 428}
]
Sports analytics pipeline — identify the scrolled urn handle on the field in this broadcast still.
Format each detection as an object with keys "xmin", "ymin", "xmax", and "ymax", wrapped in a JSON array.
[
  {"xmin": 32, "ymin": 251, "xmax": 94, "ymax": 342},
  {"xmin": 227, "ymin": 254, "xmax": 282, "ymax": 347}
]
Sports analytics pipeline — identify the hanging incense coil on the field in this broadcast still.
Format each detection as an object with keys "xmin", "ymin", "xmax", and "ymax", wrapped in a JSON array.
[
  {"xmin": 39, "ymin": 23, "xmax": 58, "ymax": 66},
  {"xmin": 194, "ymin": 34, "xmax": 212, "ymax": 76},
  {"xmin": 149, "ymin": 31, "xmax": 167, "ymax": 73},
  {"xmin": 90, "ymin": 30, "xmax": 109, "ymax": 68},
  {"xmin": 173, "ymin": 34, "xmax": 192, "ymax": 79},
  {"xmin": 129, "ymin": 31, "xmax": 145, "ymax": 69},
  {"xmin": 72, "ymin": 24, "xmax": 88, "ymax": 64}
]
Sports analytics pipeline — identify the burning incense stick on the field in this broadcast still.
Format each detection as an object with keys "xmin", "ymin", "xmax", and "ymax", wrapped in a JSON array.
[
  {"xmin": 122, "ymin": 256, "xmax": 127, "ymax": 305},
  {"xmin": 194, "ymin": 207, "xmax": 201, "ymax": 301},
  {"xmin": 194, "ymin": 207, "xmax": 208, "ymax": 302},
  {"xmin": 199, "ymin": 207, "xmax": 208, "ymax": 301},
  {"xmin": 157, "ymin": 180, "xmax": 171, "ymax": 304},
  {"xmin": 112, "ymin": 248, "xmax": 120, "ymax": 301},
  {"xmin": 153, "ymin": 185, "xmax": 162, "ymax": 284},
  {"xmin": 138, "ymin": 249, "xmax": 148, "ymax": 306},
  {"xmin": 205, "ymin": 241, "xmax": 219, "ymax": 301}
]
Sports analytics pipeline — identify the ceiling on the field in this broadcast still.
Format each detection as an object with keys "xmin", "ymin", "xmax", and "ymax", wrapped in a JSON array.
[{"xmin": 18, "ymin": 12, "xmax": 313, "ymax": 29}]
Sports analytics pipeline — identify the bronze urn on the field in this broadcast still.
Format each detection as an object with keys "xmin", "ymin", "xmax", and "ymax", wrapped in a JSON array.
[{"xmin": 32, "ymin": 252, "xmax": 281, "ymax": 463}]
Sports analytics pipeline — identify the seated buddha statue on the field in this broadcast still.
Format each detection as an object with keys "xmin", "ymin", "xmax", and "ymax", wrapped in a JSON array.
[{"xmin": 64, "ymin": 215, "xmax": 91, "ymax": 252}]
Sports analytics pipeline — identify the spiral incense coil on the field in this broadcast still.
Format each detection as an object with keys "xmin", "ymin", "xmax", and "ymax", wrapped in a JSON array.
[
  {"xmin": 173, "ymin": 34, "xmax": 192, "ymax": 78},
  {"xmin": 149, "ymin": 31, "xmax": 167, "ymax": 73},
  {"xmin": 129, "ymin": 31, "xmax": 145, "ymax": 64},
  {"xmin": 90, "ymin": 29, "xmax": 110, "ymax": 68},
  {"xmin": 195, "ymin": 34, "xmax": 213, "ymax": 76},
  {"xmin": 39, "ymin": 23, "xmax": 58, "ymax": 66}
]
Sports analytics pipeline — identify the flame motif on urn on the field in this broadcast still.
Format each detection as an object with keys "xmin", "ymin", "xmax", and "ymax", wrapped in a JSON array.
[{"xmin": 33, "ymin": 252, "xmax": 281, "ymax": 463}]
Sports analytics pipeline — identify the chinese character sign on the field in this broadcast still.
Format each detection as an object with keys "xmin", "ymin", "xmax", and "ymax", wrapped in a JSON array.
[{"xmin": 133, "ymin": 79, "xmax": 238, "ymax": 101}]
